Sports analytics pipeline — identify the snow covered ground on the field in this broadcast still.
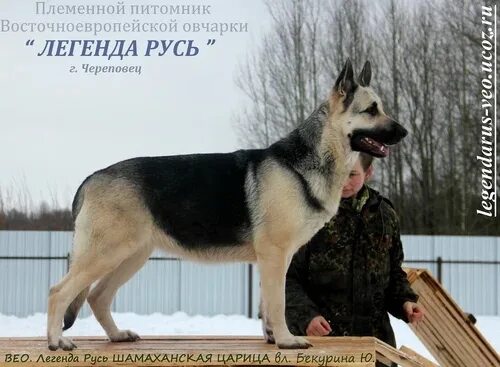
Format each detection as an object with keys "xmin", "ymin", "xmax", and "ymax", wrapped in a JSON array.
[{"xmin": 0, "ymin": 312, "xmax": 498, "ymax": 362}]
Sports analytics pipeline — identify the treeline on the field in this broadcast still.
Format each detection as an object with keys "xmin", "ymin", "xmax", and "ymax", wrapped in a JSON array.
[
  {"xmin": 235, "ymin": 0, "xmax": 500, "ymax": 235},
  {"xmin": 0, "ymin": 207, "xmax": 73, "ymax": 231},
  {"xmin": 0, "ymin": 187, "xmax": 73, "ymax": 231}
]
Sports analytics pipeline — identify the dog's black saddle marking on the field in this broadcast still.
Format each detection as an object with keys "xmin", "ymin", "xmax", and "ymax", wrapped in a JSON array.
[{"xmin": 112, "ymin": 150, "xmax": 265, "ymax": 248}]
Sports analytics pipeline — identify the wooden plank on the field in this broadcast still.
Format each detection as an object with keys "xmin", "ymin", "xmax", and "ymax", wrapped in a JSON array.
[
  {"xmin": 0, "ymin": 336, "xmax": 374, "ymax": 367},
  {"xmin": 399, "ymin": 346, "xmax": 439, "ymax": 367},
  {"xmin": 412, "ymin": 285, "xmax": 476, "ymax": 366},
  {"xmin": 410, "ymin": 277, "xmax": 482, "ymax": 366},
  {"xmin": 420, "ymin": 276, "xmax": 490, "ymax": 365},
  {"xmin": 430, "ymin": 276, "xmax": 495, "ymax": 358},
  {"xmin": 373, "ymin": 339, "xmax": 425, "ymax": 367},
  {"xmin": 404, "ymin": 268, "xmax": 500, "ymax": 367},
  {"xmin": 0, "ymin": 336, "xmax": 424, "ymax": 367}
]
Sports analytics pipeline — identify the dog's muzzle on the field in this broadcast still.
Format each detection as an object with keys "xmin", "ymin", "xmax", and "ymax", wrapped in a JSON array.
[{"xmin": 350, "ymin": 120, "xmax": 408, "ymax": 158}]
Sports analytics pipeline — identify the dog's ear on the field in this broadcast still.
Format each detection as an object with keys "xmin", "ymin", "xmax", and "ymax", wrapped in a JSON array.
[
  {"xmin": 334, "ymin": 59, "xmax": 356, "ymax": 95},
  {"xmin": 358, "ymin": 61, "xmax": 372, "ymax": 87}
]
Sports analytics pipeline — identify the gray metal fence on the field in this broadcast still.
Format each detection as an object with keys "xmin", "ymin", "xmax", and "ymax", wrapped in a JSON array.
[
  {"xmin": 0, "ymin": 231, "xmax": 252, "ymax": 318},
  {"xmin": 0, "ymin": 231, "xmax": 499, "ymax": 318}
]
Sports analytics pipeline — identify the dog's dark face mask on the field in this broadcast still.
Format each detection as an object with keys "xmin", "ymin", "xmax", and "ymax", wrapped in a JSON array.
[{"xmin": 333, "ymin": 59, "xmax": 408, "ymax": 158}]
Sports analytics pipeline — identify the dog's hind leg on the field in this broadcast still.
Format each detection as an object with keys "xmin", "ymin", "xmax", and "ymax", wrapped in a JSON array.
[
  {"xmin": 87, "ymin": 245, "xmax": 153, "ymax": 342},
  {"xmin": 257, "ymin": 247, "xmax": 311, "ymax": 349},
  {"xmin": 47, "ymin": 248, "xmax": 135, "ymax": 350},
  {"xmin": 47, "ymin": 225, "xmax": 145, "ymax": 351}
]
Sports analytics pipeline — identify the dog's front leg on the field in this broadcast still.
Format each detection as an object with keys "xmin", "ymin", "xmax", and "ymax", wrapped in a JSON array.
[
  {"xmin": 257, "ymin": 247, "xmax": 312, "ymax": 349},
  {"xmin": 259, "ymin": 298, "xmax": 274, "ymax": 344}
]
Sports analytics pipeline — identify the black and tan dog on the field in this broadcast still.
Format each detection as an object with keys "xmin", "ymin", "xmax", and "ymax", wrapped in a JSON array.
[{"xmin": 47, "ymin": 59, "xmax": 407, "ymax": 351}]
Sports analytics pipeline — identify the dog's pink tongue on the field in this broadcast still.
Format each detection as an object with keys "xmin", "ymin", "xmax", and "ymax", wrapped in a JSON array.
[{"xmin": 363, "ymin": 137, "xmax": 389, "ymax": 157}]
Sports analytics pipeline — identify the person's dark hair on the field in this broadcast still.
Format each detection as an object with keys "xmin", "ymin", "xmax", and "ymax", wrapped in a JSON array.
[{"xmin": 359, "ymin": 153, "xmax": 374, "ymax": 171}]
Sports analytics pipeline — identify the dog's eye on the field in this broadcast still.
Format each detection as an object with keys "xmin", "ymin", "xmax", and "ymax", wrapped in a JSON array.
[{"xmin": 363, "ymin": 104, "xmax": 378, "ymax": 116}]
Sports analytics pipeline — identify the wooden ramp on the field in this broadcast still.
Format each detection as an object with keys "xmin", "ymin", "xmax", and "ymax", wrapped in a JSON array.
[
  {"xmin": 0, "ymin": 336, "xmax": 428, "ymax": 367},
  {"xmin": 399, "ymin": 346, "xmax": 439, "ymax": 367},
  {"xmin": 405, "ymin": 268, "xmax": 500, "ymax": 367}
]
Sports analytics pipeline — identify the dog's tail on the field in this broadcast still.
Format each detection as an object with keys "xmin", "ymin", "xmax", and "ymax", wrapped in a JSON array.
[
  {"xmin": 62, "ymin": 286, "xmax": 90, "ymax": 330},
  {"xmin": 71, "ymin": 174, "xmax": 93, "ymax": 220}
]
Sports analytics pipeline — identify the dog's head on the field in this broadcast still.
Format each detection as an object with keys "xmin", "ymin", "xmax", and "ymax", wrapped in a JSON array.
[{"xmin": 329, "ymin": 59, "xmax": 407, "ymax": 158}]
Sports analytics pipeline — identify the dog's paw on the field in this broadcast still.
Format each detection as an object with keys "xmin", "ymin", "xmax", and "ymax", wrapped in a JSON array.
[
  {"xmin": 48, "ymin": 336, "xmax": 77, "ymax": 351},
  {"xmin": 263, "ymin": 328, "xmax": 275, "ymax": 344},
  {"xmin": 276, "ymin": 336, "xmax": 312, "ymax": 349},
  {"xmin": 110, "ymin": 329, "xmax": 141, "ymax": 342}
]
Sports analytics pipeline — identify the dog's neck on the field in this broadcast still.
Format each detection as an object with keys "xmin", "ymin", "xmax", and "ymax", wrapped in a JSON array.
[
  {"xmin": 322, "ymin": 123, "xmax": 359, "ymax": 214},
  {"xmin": 295, "ymin": 101, "xmax": 358, "ymax": 178},
  {"xmin": 294, "ymin": 102, "xmax": 333, "ymax": 171},
  {"xmin": 320, "ymin": 116, "xmax": 358, "ymax": 179},
  {"xmin": 270, "ymin": 101, "xmax": 358, "ymax": 215},
  {"xmin": 317, "ymin": 103, "xmax": 359, "ymax": 213}
]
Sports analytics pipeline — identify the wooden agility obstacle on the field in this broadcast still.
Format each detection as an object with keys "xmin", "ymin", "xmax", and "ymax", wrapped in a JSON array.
[
  {"xmin": 405, "ymin": 268, "xmax": 500, "ymax": 367},
  {"xmin": 0, "ymin": 336, "xmax": 429, "ymax": 367},
  {"xmin": 399, "ymin": 346, "xmax": 439, "ymax": 367}
]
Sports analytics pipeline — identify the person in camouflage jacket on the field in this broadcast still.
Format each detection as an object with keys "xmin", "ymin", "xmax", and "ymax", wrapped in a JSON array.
[{"xmin": 285, "ymin": 154, "xmax": 424, "ymax": 356}]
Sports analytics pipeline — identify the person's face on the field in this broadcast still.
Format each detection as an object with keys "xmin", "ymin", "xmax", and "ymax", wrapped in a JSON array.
[{"xmin": 341, "ymin": 159, "xmax": 373, "ymax": 198}]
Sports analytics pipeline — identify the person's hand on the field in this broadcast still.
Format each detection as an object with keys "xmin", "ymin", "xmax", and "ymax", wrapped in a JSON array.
[
  {"xmin": 403, "ymin": 301, "xmax": 424, "ymax": 325},
  {"xmin": 306, "ymin": 316, "xmax": 332, "ymax": 336}
]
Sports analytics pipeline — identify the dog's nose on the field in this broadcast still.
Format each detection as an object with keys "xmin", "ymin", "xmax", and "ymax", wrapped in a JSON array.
[
  {"xmin": 390, "ymin": 119, "xmax": 408, "ymax": 138},
  {"xmin": 398, "ymin": 124, "xmax": 408, "ymax": 138}
]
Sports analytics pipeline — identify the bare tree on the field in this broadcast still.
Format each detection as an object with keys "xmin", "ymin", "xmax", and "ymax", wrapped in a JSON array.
[
  {"xmin": 235, "ymin": 0, "xmax": 373, "ymax": 147},
  {"xmin": 374, "ymin": 0, "xmax": 409, "ymax": 224}
]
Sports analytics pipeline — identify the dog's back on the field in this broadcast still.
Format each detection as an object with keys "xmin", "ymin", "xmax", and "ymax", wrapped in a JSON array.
[{"xmin": 73, "ymin": 150, "xmax": 266, "ymax": 249}]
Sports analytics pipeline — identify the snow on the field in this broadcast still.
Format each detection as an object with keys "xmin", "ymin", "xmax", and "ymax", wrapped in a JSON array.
[{"xmin": 1, "ymin": 312, "xmax": 498, "ymax": 362}]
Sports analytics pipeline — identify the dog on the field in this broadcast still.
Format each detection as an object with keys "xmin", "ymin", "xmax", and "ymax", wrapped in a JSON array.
[{"xmin": 47, "ymin": 59, "xmax": 407, "ymax": 351}]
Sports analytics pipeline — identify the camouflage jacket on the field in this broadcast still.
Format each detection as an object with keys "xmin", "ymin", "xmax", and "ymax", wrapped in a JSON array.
[{"xmin": 285, "ymin": 185, "xmax": 418, "ymax": 347}]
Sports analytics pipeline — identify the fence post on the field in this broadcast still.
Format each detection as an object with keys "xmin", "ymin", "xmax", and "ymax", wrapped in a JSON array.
[
  {"xmin": 437, "ymin": 256, "xmax": 442, "ymax": 283},
  {"xmin": 66, "ymin": 252, "xmax": 70, "ymax": 273}
]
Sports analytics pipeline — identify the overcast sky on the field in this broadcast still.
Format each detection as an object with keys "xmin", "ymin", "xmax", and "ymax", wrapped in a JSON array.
[{"xmin": 0, "ymin": 0, "xmax": 271, "ymax": 210}]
